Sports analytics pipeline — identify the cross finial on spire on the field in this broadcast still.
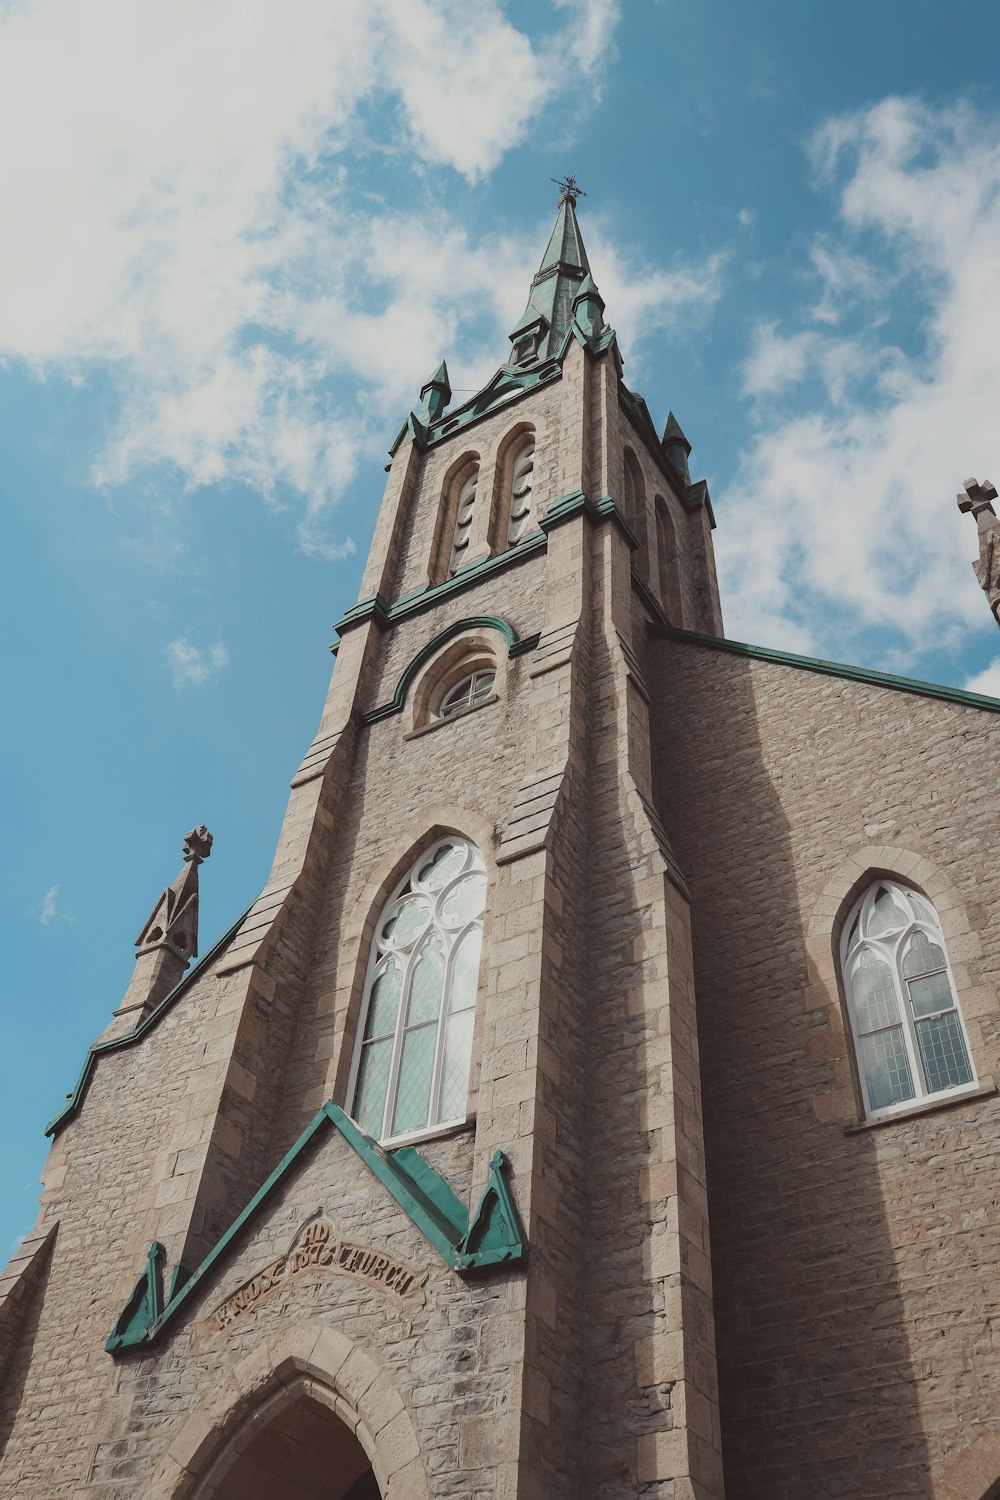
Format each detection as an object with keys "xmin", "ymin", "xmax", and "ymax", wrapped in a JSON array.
[{"xmin": 551, "ymin": 174, "xmax": 586, "ymax": 207}]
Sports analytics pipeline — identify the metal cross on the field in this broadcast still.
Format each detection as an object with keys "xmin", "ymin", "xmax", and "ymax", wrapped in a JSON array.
[{"xmin": 552, "ymin": 174, "xmax": 587, "ymax": 206}]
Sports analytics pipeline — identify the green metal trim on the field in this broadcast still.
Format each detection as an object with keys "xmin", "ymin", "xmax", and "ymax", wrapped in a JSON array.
[
  {"xmin": 107, "ymin": 1102, "xmax": 527, "ymax": 1351},
  {"xmin": 333, "ymin": 593, "xmax": 391, "ymax": 636},
  {"xmin": 538, "ymin": 489, "xmax": 639, "ymax": 551},
  {"xmin": 106, "ymin": 1240, "xmax": 165, "ymax": 1351},
  {"xmin": 46, "ymin": 906, "xmax": 253, "ymax": 1138},
  {"xmin": 363, "ymin": 616, "xmax": 527, "ymax": 725},
  {"xmin": 334, "ymin": 536, "xmax": 547, "ymax": 642},
  {"xmin": 653, "ymin": 621, "xmax": 1000, "ymax": 715}
]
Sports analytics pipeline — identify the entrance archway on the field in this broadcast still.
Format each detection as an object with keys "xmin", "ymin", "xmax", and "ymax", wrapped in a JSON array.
[{"xmin": 206, "ymin": 1378, "xmax": 380, "ymax": 1499}]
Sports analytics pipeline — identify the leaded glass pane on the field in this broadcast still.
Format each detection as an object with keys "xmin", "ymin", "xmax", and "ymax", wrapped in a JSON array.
[
  {"xmin": 438, "ymin": 1009, "xmax": 475, "ymax": 1122},
  {"xmin": 902, "ymin": 930, "xmax": 947, "ymax": 979},
  {"xmin": 354, "ymin": 1039, "xmax": 392, "ymax": 1136},
  {"xmin": 907, "ymin": 970, "xmax": 954, "ymax": 1018},
  {"xmin": 441, "ymin": 873, "xmax": 487, "ymax": 928},
  {"xmin": 392, "ymin": 1025, "xmax": 436, "ymax": 1134},
  {"xmin": 867, "ymin": 888, "xmax": 906, "ymax": 937},
  {"xmin": 365, "ymin": 961, "xmax": 402, "ymax": 1039},
  {"xmin": 916, "ymin": 1011, "xmax": 973, "ymax": 1093},
  {"xmin": 850, "ymin": 950, "xmax": 899, "ymax": 1034},
  {"xmin": 859, "ymin": 1028, "xmax": 915, "ymax": 1111},
  {"xmin": 407, "ymin": 932, "xmax": 445, "ymax": 1025},
  {"xmin": 448, "ymin": 928, "xmax": 482, "ymax": 1012},
  {"xmin": 417, "ymin": 842, "xmax": 466, "ymax": 890}
]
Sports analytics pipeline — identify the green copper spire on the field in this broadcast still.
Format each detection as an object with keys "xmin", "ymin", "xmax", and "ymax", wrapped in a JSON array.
[
  {"xmin": 418, "ymin": 360, "xmax": 451, "ymax": 423},
  {"xmin": 508, "ymin": 183, "xmax": 597, "ymax": 366}
]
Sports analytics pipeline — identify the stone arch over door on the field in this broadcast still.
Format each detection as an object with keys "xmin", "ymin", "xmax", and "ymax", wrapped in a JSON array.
[{"xmin": 144, "ymin": 1322, "xmax": 428, "ymax": 1500}]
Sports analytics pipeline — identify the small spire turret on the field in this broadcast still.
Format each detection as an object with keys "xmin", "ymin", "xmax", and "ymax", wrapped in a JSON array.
[
  {"xmin": 663, "ymin": 411, "xmax": 692, "ymax": 487},
  {"xmin": 418, "ymin": 361, "xmax": 451, "ymax": 424},
  {"xmin": 114, "ymin": 826, "xmax": 213, "ymax": 1023}
]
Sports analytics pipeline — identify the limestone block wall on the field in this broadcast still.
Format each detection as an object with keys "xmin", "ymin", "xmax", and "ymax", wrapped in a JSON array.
[{"xmin": 653, "ymin": 636, "xmax": 1000, "ymax": 1500}]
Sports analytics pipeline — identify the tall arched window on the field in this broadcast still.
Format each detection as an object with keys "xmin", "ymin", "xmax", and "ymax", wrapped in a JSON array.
[
  {"xmin": 655, "ymin": 495, "xmax": 683, "ymax": 625},
  {"xmin": 448, "ymin": 466, "xmax": 479, "ymax": 578},
  {"xmin": 840, "ymin": 880, "xmax": 976, "ymax": 1117},
  {"xmin": 622, "ymin": 448, "xmax": 649, "ymax": 581},
  {"xmin": 506, "ymin": 437, "xmax": 535, "ymax": 546},
  {"xmin": 349, "ymin": 837, "xmax": 486, "ymax": 1143}
]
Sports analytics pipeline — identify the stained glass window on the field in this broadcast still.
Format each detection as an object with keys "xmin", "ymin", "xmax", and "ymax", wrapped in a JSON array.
[
  {"xmin": 350, "ymin": 837, "xmax": 487, "ymax": 1143},
  {"xmin": 840, "ymin": 879, "xmax": 975, "ymax": 1117}
]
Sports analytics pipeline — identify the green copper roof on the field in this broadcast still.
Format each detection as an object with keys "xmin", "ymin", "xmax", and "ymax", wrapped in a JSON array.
[{"xmin": 508, "ymin": 193, "xmax": 597, "ymax": 363}]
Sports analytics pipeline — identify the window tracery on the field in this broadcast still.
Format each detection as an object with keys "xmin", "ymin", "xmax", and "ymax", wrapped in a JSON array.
[
  {"xmin": 350, "ymin": 837, "xmax": 486, "ymax": 1143},
  {"xmin": 840, "ymin": 879, "xmax": 975, "ymax": 1116}
]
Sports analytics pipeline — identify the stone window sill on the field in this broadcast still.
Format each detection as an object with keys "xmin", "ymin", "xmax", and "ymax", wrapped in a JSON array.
[
  {"xmin": 404, "ymin": 693, "xmax": 499, "ymax": 740},
  {"xmin": 380, "ymin": 1116, "xmax": 476, "ymax": 1151},
  {"xmin": 843, "ymin": 1076, "xmax": 997, "ymax": 1134}
]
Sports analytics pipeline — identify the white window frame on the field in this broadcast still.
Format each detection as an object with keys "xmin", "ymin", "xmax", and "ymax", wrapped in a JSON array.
[
  {"xmin": 346, "ymin": 837, "xmax": 486, "ymax": 1147},
  {"xmin": 437, "ymin": 668, "xmax": 496, "ymax": 719},
  {"xmin": 840, "ymin": 879, "xmax": 978, "ymax": 1121}
]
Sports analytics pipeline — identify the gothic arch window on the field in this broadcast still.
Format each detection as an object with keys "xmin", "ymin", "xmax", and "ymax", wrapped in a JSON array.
[
  {"xmin": 431, "ymin": 453, "xmax": 480, "ymax": 584},
  {"xmin": 349, "ymin": 837, "xmax": 486, "ymax": 1144},
  {"xmin": 655, "ymin": 495, "xmax": 683, "ymax": 625},
  {"xmin": 622, "ymin": 447, "xmax": 649, "ymax": 581},
  {"xmin": 840, "ymin": 879, "xmax": 976, "ymax": 1118},
  {"xmin": 489, "ymin": 425, "xmax": 536, "ymax": 554}
]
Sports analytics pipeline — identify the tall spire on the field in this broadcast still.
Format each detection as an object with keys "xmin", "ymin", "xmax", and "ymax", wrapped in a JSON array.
[{"xmin": 508, "ymin": 180, "xmax": 598, "ymax": 366}]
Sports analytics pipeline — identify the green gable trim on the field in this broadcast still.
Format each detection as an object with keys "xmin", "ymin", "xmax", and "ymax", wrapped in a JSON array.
[
  {"xmin": 107, "ymin": 1102, "xmax": 528, "ymax": 1352},
  {"xmin": 46, "ymin": 907, "xmax": 252, "ymax": 1138},
  {"xmin": 654, "ymin": 621, "xmax": 1000, "ymax": 716},
  {"xmin": 364, "ymin": 616, "xmax": 538, "ymax": 725}
]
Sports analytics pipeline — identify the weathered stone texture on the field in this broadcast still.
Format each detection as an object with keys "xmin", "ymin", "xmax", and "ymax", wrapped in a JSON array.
[{"xmin": 655, "ymin": 638, "xmax": 1000, "ymax": 1500}]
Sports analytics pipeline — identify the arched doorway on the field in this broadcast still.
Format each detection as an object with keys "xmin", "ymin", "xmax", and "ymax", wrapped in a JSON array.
[{"xmin": 204, "ymin": 1379, "xmax": 381, "ymax": 1499}]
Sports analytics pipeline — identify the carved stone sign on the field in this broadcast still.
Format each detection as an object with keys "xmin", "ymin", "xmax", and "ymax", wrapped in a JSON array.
[{"xmin": 207, "ymin": 1213, "xmax": 425, "ymax": 1333}]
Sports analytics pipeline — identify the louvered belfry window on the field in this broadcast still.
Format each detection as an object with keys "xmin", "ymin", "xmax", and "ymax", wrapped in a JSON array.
[
  {"xmin": 350, "ymin": 838, "xmax": 486, "ymax": 1142},
  {"xmin": 840, "ymin": 880, "xmax": 975, "ymax": 1117}
]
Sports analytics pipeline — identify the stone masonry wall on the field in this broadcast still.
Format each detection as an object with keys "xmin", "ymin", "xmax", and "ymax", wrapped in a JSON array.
[{"xmin": 654, "ymin": 636, "xmax": 1000, "ymax": 1500}]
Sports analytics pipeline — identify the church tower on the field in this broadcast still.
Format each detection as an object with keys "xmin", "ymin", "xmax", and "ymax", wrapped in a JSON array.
[
  {"xmin": 8, "ymin": 181, "xmax": 1000, "ymax": 1500},
  {"xmin": 0, "ymin": 181, "xmax": 726, "ymax": 1500}
]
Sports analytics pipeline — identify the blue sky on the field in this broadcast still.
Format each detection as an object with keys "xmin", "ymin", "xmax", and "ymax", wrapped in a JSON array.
[{"xmin": 3, "ymin": 0, "xmax": 1000, "ymax": 1254}]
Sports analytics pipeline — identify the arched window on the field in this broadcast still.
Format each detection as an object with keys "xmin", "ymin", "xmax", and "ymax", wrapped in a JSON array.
[
  {"xmin": 506, "ymin": 437, "xmax": 535, "ymax": 546},
  {"xmin": 622, "ymin": 448, "xmax": 649, "ymax": 581},
  {"xmin": 840, "ymin": 880, "xmax": 976, "ymax": 1117},
  {"xmin": 349, "ymin": 837, "xmax": 486, "ymax": 1143},
  {"xmin": 655, "ymin": 495, "xmax": 683, "ymax": 625},
  {"xmin": 438, "ymin": 668, "xmax": 495, "ymax": 718},
  {"xmin": 448, "ymin": 466, "xmax": 479, "ymax": 578}
]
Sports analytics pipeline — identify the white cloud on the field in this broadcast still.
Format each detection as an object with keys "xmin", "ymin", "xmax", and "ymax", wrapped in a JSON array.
[
  {"xmin": 718, "ymin": 97, "xmax": 1000, "ymax": 661},
  {"xmin": 167, "ymin": 638, "xmax": 230, "ymax": 689},
  {"xmin": 0, "ymin": 0, "xmax": 629, "ymax": 553},
  {"xmin": 964, "ymin": 659, "xmax": 1000, "ymax": 699},
  {"xmin": 39, "ymin": 885, "xmax": 60, "ymax": 925}
]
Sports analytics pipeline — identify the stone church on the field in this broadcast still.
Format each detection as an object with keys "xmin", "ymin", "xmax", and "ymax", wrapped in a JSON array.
[{"xmin": 3, "ymin": 183, "xmax": 1000, "ymax": 1500}]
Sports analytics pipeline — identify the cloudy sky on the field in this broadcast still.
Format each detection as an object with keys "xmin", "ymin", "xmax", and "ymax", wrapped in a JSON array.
[{"xmin": 3, "ymin": 0, "xmax": 1000, "ymax": 1250}]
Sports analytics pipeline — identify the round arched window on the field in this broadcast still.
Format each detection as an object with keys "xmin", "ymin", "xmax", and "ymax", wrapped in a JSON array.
[
  {"xmin": 349, "ymin": 836, "xmax": 486, "ymax": 1142},
  {"xmin": 438, "ymin": 668, "xmax": 495, "ymax": 718}
]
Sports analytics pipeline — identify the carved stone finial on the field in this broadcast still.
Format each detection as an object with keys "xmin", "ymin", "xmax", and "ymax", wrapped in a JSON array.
[
  {"xmin": 957, "ymin": 477, "xmax": 1000, "ymax": 629},
  {"xmin": 182, "ymin": 825, "xmax": 213, "ymax": 865}
]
